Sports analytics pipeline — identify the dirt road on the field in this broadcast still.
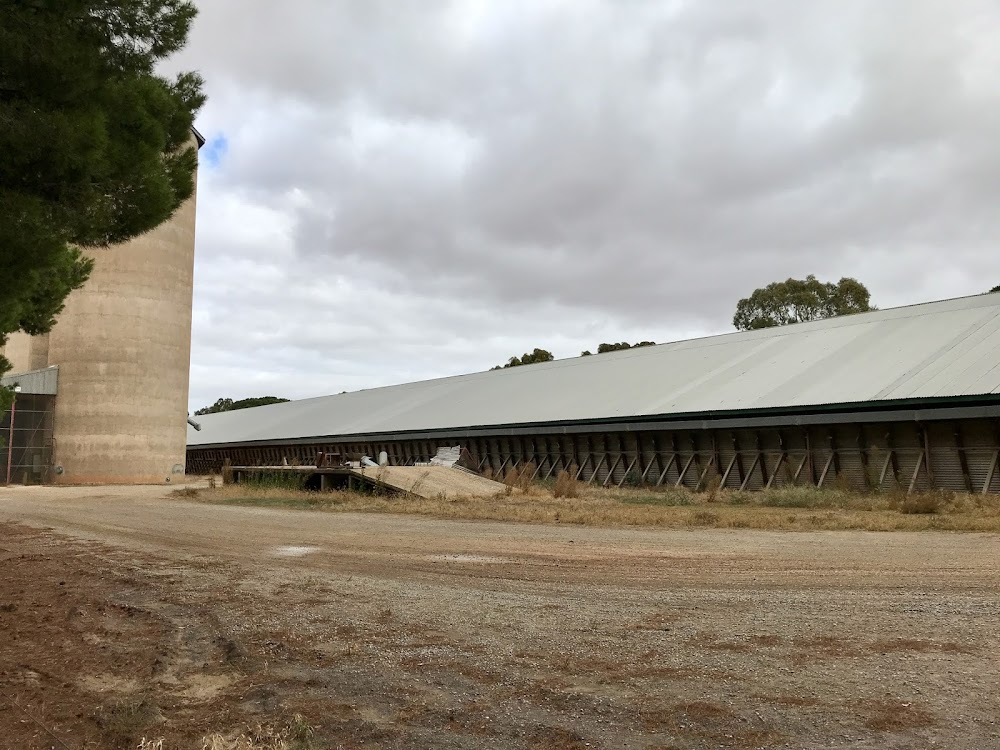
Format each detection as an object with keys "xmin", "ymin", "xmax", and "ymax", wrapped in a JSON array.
[{"xmin": 1, "ymin": 484, "xmax": 998, "ymax": 749}]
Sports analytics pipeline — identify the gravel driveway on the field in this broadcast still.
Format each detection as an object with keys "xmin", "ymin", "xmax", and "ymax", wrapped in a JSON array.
[{"xmin": 1, "ymin": 483, "xmax": 998, "ymax": 748}]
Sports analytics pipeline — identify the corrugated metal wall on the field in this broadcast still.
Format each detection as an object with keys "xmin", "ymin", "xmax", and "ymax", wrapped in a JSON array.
[{"xmin": 186, "ymin": 417, "xmax": 1000, "ymax": 494}]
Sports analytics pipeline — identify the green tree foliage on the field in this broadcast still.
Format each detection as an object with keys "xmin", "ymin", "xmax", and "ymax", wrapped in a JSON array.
[
  {"xmin": 0, "ymin": 0, "xmax": 205, "ymax": 382},
  {"xmin": 491, "ymin": 348, "xmax": 554, "ymax": 370},
  {"xmin": 733, "ymin": 275, "xmax": 874, "ymax": 331},
  {"xmin": 598, "ymin": 342, "xmax": 629, "ymax": 354},
  {"xmin": 989, "ymin": 285, "xmax": 1000, "ymax": 293},
  {"xmin": 581, "ymin": 341, "xmax": 656, "ymax": 356},
  {"xmin": 194, "ymin": 397, "xmax": 290, "ymax": 416}
]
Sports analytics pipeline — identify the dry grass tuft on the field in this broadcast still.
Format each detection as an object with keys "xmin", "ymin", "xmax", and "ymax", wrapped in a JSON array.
[
  {"xmin": 201, "ymin": 714, "xmax": 316, "ymax": 750},
  {"xmin": 552, "ymin": 470, "xmax": 580, "ymax": 498},
  {"xmin": 504, "ymin": 463, "xmax": 537, "ymax": 491},
  {"xmin": 687, "ymin": 510, "xmax": 720, "ymax": 526},
  {"xmin": 189, "ymin": 477, "xmax": 1000, "ymax": 532},
  {"xmin": 703, "ymin": 473, "xmax": 723, "ymax": 502},
  {"xmin": 622, "ymin": 488, "xmax": 693, "ymax": 506},
  {"xmin": 899, "ymin": 491, "xmax": 948, "ymax": 514},
  {"xmin": 93, "ymin": 697, "xmax": 160, "ymax": 746}
]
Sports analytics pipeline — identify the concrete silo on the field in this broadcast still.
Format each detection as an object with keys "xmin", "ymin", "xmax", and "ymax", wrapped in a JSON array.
[{"xmin": 2, "ymin": 133, "xmax": 201, "ymax": 484}]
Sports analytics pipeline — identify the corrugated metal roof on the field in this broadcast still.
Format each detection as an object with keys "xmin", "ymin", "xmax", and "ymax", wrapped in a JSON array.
[
  {"xmin": 188, "ymin": 294, "xmax": 1000, "ymax": 447},
  {"xmin": 1, "ymin": 366, "xmax": 59, "ymax": 396}
]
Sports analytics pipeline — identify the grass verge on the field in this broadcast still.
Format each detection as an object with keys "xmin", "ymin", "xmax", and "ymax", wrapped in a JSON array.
[{"xmin": 175, "ymin": 480, "xmax": 1000, "ymax": 532}]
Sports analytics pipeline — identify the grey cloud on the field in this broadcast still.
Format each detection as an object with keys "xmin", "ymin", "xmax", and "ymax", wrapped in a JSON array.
[{"xmin": 177, "ymin": 0, "xmax": 1000, "ymax": 408}]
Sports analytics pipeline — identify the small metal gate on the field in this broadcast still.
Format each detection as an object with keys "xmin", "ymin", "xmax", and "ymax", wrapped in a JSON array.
[{"xmin": 1, "ymin": 393, "xmax": 55, "ymax": 484}]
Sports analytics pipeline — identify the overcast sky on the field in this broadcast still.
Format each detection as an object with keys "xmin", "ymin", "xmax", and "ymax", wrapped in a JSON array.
[{"xmin": 171, "ymin": 0, "xmax": 1000, "ymax": 411}]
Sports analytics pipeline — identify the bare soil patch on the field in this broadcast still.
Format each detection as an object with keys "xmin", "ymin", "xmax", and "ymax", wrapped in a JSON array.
[{"xmin": 1, "ymin": 485, "xmax": 999, "ymax": 748}]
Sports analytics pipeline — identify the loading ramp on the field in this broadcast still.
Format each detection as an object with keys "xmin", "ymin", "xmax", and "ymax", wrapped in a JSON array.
[
  {"xmin": 229, "ymin": 464, "xmax": 506, "ymax": 499},
  {"xmin": 349, "ymin": 465, "xmax": 506, "ymax": 499}
]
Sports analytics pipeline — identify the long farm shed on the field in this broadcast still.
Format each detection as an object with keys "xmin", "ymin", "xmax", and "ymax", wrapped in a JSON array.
[{"xmin": 187, "ymin": 295, "xmax": 1000, "ymax": 494}]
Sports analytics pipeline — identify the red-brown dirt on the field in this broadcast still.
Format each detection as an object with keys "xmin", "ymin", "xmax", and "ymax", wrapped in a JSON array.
[{"xmin": 1, "ymin": 484, "xmax": 999, "ymax": 749}]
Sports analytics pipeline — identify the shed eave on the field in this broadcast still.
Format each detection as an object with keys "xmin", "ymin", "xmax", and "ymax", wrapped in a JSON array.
[{"xmin": 187, "ymin": 393, "xmax": 1000, "ymax": 451}]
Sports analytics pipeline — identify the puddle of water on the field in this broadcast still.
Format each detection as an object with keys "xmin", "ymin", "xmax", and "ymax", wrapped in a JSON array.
[
  {"xmin": 429, "ymin": 553, "xmax": 511, "ymax": 564},
  {"xmin": 273, "ymin": 545, "xmax": 320, "ymax": 557}
]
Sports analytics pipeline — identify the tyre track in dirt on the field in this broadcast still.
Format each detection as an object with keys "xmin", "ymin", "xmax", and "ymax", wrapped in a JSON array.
[{"xmin": 1, "ymin": 484, "xmax": 999, "ymax": 749}]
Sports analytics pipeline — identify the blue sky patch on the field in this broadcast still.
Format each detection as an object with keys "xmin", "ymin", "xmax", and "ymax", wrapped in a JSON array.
[{"xmin": 202, "ymin": 133, "xmax": 229, "ymax": 168}]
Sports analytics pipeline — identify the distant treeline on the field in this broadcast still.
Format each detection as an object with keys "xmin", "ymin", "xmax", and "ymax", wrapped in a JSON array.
[{"xmin": 194, "ymin": 396, "xmax": 289, "ymax": 415}]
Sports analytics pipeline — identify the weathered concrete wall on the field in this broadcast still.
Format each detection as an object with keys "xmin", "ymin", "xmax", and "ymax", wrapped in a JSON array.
[
  {"xmin": 2, "ymin": 333, "xmax": 51, "ymax": 375},
  {"xmin": 27, "ymin": 333, "xmax": 50, "ymax": 371},
  {"xmin": 1, "ymin": 334, "xmax": 32, "ymax": 374},
  {"xmin": 46, "ymin": 184, "xmax": 198, "ymax": 484},
  {"xmin": 3, "ymin": 144, "xmax": 198, "ymax": 484}
]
